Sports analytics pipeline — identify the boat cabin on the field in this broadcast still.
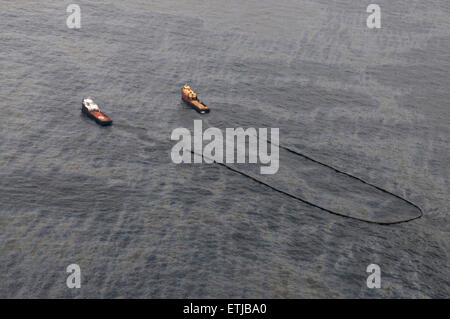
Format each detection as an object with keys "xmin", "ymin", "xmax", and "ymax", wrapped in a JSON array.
[
  {"xmin": 183, "ymin": 85, "xmax": 198, "ymax": 100},
  {"xmin": 83, "ymin": 98, "xmax": 100, "ymax": 112}
]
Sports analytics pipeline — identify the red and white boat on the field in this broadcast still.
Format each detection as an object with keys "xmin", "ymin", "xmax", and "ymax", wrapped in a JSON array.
[{"xmin": 81, "ymin": 98, "xmax": 113, "ymax": 126}]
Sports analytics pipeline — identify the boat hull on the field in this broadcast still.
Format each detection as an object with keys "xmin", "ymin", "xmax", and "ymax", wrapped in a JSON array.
[
  {"xmin": 81, "ymin": 105, "xmax": 113, "ymax": 126},
  {"xmin": 182, "ymin": 97, "xmax": 210, "ymax": 114}
]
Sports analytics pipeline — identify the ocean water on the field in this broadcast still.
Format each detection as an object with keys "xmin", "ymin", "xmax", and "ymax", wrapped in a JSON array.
[{"xmin": 0, "ymin": 1, "xmax": 448, "ymax": 298}]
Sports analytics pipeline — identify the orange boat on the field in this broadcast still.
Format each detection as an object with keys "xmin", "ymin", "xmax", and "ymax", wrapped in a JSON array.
[
  {"xmin": 181, "ymin": 85, "xmax": 210, "ymax": 114},
  {"xmin": 81, "ymin": 98, "xmax": 113, "ymax": 126}
]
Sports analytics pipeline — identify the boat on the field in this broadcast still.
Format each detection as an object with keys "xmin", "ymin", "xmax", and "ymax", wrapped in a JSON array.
[
  {"xmin": 81, "ymin": 98, "xmax": 113, "ymax": 126},
  {"xmin": 181, "ymin": 85, "xmax": 210, "ymax": 114}
]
